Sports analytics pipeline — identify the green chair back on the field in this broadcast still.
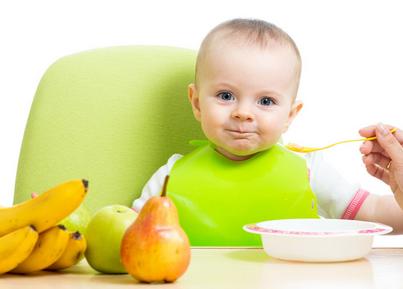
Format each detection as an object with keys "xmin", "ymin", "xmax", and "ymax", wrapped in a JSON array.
[{"xmin": 14, "ymin": 46, "xmax": 204, "ymax": 214}]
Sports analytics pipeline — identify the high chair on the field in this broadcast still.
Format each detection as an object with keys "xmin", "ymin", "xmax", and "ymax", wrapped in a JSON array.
[{"xmin": 13, "ymin": 46, "xmax": 204, "ymax": 214}]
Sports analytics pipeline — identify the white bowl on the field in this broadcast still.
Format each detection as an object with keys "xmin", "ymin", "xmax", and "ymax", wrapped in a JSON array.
[{"xmin": 244, "ymin": 219, "xmax": 392, "ymax": 262}]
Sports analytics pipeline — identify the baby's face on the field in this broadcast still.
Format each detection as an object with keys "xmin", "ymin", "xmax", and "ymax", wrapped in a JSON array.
[{"xmin": 189, "ymin": 41, "xmax": 302, "ymax": 160}]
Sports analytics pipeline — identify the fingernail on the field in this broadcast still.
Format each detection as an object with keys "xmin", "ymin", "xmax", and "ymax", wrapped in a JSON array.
[{"xmin": 377, "ymin": 123, "xmax": 389, "ymax": 136}]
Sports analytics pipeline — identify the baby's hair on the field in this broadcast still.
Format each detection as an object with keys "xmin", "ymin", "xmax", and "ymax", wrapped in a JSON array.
[{"xmin": 195, "ymin": 18, "xmax": 302, "ymax": 90}]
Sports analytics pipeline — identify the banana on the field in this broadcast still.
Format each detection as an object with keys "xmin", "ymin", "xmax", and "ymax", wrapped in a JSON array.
[
  {"xmin": 47, "ymin": 231, "xmax": 87, "ymax": 271},
  {"xmin": 11, "ymin": 225, "xmax": 70, "ymax": 274},
  {"xmin": 0, "ymin": 179, "xmax": 88, "ymax": 237},
  {"xmin": 0, "ymin": 226, "xmax": 38, "ymax": 274}
]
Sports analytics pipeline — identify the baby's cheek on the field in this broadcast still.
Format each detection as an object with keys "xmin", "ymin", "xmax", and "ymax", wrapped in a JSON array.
[{"xmin": 261, "ymin": 127, "xmax": 283, "ymax": 145}]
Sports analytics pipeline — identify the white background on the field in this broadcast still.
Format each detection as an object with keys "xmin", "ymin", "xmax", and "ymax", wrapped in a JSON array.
[{"xmin": 0, "ymin": 0, "xmax": 402, "ymax": 244}]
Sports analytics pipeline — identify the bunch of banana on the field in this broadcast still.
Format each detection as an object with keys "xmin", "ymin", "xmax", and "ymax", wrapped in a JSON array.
[
  {"xmin": 2, "ymin": 225, "xmax": 88, "ymax": 274},
  {"xmin": 0, "ymin": 179, "xmax": 89, "ymax": 274},
  {"xmin": 0, "ymin": 179, "xmax": 88, "ymax": 236}
]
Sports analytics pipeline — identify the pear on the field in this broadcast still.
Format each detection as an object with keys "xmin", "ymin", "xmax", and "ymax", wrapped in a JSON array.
[{"xmin": 120, "ymin": 175, "xmax": 191, "ymax": 283}]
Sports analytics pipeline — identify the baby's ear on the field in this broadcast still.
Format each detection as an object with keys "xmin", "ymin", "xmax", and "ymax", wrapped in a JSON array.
[
  {"xmin": 188, "ymin": 83, "xmax": 201, "ymax": 121},
  {"xmin": 284, "ymin": 100, "xmax": 303, "ymax": 132},
  {"xmin": 291, "ymin": 100, "xmax": 304, "ymax": 116}
]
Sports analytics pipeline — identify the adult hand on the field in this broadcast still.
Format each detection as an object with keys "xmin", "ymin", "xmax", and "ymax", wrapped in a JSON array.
[{"xmin": 359, "ymin": 123, "xmax": 403, "ymax": 208}]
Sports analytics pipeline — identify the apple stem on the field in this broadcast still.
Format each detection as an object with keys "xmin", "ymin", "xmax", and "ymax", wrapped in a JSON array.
[{"xmin": 161, "ymin": 175, "xmax": 170, "ymax": 197}]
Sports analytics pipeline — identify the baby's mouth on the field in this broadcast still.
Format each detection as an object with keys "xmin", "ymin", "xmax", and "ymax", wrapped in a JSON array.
[{"xmin": 226, "ymin": 129, "xmax": 256, "ymax": 138}]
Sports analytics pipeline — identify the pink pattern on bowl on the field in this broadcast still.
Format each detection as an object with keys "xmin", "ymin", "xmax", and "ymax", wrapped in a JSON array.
[{"xmin": 245, "ymin": 224, "xmax": 389, "ymax": 236}]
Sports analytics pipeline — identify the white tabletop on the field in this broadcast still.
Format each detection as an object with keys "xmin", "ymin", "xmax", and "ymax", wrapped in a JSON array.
[{"xmin": 1, "ymin": 248, "xmax": 403, "ymax": 289}]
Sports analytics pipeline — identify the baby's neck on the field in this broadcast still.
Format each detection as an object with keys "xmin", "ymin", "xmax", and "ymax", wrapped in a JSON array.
[{"xmin": 215, "ymin": 147, "xmax": 255, "ymax": 161}]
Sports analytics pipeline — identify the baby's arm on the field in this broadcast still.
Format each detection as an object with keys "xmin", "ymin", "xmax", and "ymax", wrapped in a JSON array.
[
  {"xmin": 307, "ymin": 151, "xmax": 365, "ymax": 219},
  {"xmin": 132, "ymin": 154, "xmax": 182, "ymax": 212},
  {"xmin": 308, "ymin": 151, "xmax": 403, "ymax": 233},
  {"xmin": 355, "ymin": 194, "xmax": 403, "ymax": 234}
]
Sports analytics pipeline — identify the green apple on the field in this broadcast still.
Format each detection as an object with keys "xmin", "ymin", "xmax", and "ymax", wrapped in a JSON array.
[
  {"xmin": 84, "ymin": 205, "xmax": 137, "ymax": 274},
  {"xmin": 59, "ymin": 203, "xmax": 91, "ymax": 234}
]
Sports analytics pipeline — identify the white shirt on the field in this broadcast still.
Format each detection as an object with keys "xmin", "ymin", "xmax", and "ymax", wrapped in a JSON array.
[{"xmin": 133, "ymin": 151, "xmax": 360, "ymax": 218}]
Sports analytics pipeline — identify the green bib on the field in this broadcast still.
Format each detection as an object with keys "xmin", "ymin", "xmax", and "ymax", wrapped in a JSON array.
[{"xmin": 167, "ymin": 143, "xmax": 319, "ymax": 246}]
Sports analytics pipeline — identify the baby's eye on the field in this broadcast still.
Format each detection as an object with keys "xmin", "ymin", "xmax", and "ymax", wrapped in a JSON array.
[
  {"xmin": 258, "ymin": 97, "xmax": 276, "ymax": 106},
  {"xmin": 217, "ymin": 91, "xmax": 235, "ymax": 101}
]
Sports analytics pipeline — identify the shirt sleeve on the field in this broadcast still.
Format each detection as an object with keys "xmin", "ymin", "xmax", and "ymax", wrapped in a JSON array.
[
  {"xmin": 305, "ymin": 151, "xmax": 367, "ymax": 219},
  {"xmin": 132, "ymin": 154, "xmax": 183, "ymax": 212}
]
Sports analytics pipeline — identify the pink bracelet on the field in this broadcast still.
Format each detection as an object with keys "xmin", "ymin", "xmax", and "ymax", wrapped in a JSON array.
[{"xmin": 341, "ymin": 189, "xmax": 370, "ymax": 219}]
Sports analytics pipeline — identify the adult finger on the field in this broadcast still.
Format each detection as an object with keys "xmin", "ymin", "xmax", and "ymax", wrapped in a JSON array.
[
  {"xmin": 360, "ymin": 125, "xmax": 403, "ymax": 155},
  {"xmin": 362, "ymin": 153, "xmax": 391, "ymax": 169},
  {"xmin": 359, "ymin": 124, "xmax": 395, "ymax": 138},
  {"xmin": 364, "ymin": 162, "xmax": 390, "ymax": 185},
  {"xmin": 360, "ymin": 140, "xmax": 374, "ymax": 154},
  {"xmin": 360, "ymin": 140, "xmax": 390, "ymax": 157},
  {"xmin": 376, "ymin": 123, "xmax": 403, "ymax": 162}
]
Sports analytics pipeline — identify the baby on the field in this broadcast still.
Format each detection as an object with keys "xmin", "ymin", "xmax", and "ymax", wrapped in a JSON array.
[{"xmin": 133, "ymin": 19, "xmax": 403, "ymax": 246}]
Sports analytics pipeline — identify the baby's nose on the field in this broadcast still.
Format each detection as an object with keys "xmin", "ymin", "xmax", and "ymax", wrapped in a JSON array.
[{"xmin": 231, "ymin": 106, "xmax": 254, "ymax": 121}]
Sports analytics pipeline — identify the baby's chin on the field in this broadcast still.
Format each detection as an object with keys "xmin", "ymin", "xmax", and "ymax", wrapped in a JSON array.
[
  {"xmin": 216, "ymin": 145, "xmax": 272, "ymax": 161},
  {"xmin": 229, "ymin": 141, "xmax": 275, "ymax": 155}
]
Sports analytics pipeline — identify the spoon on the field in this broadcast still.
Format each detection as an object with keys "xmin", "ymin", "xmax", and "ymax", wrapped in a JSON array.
[{"xmin": 285, "ymin": 128, "xmax": 397, "ymax": 153}]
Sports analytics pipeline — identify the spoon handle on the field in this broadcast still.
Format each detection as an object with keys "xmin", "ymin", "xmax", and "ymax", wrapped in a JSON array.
[{"xmin": 286, "ymin": 128, "xmax": 397, "ymax": 153}]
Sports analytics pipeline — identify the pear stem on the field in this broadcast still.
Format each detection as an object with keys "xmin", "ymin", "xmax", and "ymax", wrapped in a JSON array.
[{"xmin": 161, "ymin": 175, "xmax": 170, "ymax": 197}]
